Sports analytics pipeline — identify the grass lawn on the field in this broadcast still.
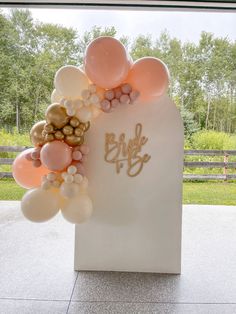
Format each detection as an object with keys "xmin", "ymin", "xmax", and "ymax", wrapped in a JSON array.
[
  {"xmin": 0, "ymin": 178, "xmax": 236, "ymax": 205},
  {"xmin": 183, "ymin": 181, "xmax": 236, "ymax": 205}
]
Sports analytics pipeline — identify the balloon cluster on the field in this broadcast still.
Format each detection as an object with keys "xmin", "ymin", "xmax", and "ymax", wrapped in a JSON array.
[{"xmin": 13, "ymin": 36, "xmax": 169, "ymax": 224}]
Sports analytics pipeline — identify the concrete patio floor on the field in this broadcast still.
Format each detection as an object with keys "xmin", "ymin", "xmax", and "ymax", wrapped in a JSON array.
[{"xmin": 0, "ymin": 201, "xmax": 236, "ymax": 314}]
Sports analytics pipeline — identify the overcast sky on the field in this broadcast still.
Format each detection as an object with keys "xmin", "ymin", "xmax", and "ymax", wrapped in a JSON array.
[{"xmin": 3, "ymin": 8, "xmax": 236, "ymax": 43}]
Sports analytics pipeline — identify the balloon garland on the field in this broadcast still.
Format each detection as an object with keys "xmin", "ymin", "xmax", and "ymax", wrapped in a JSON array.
[{"xmin": 13, "ymin": 36, "xmax": 169, "ymax": 224}]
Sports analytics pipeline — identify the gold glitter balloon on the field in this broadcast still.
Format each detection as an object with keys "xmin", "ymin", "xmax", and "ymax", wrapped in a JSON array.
[
  {"xmin": 65, "ymin": 135, "xmax": 84, "ymax": 146},
  {"xmin": 45, "ymin": 133, "xmax": 55, "ymax": 142},
  {"xmin": 70, "ymin": 117, "xmax": 80, "ymax": 128},
  {"xmin": 54, "ymin": 130, "xmax": 65, "ymax": 140},
  {"xmin": 44, "ymin": 123, "xmax": 54, "ymax": 133},
  {"xmin": 30, "ymin": 120, "xmax": 46, "ymax": 147},
  {"xmin": 74, "ymin": 127, "xmax": 84, "ymax": 137},
  {"xmin": 62, "ymin": 125, "xmax": 74, "ymax": 135},
  {"xmin": 46, "ymin": 103, "xmax": 69, "ymax": 128}
]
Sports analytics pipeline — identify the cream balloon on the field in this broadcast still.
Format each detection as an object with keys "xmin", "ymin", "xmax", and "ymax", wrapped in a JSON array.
[
  {"xmin": 60, "ymin": 182, "xmax": 80, "ymax": 198},
  {"xmin": 54, "ymin": 65, "xmax": 89, "ymax": 99},
  {"xmin": 90, "ymin": 105, "xmax": 101, "ymax": 119},
  {"xmin": 75, "ymin": 106, "xmax": 92, "ymax": 123},
  {"xmin": 61, "ymin": 193, "xmax": 93, "ymax": 224},
  {"xmin": 21, "ymin": 188, "xmax": 60, "ymax": 223},
  {"xmin": 51, "ymin": 89, "xmax": 63, "ymax": 103}
]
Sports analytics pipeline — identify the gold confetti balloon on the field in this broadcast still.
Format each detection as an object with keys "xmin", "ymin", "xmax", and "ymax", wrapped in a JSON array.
[
  {"xmin": 74, "ymin": 127, "xmax": 84, "ymax": 137},
  {"xmin": 30, "ymin": 120, "xmax": 46, "ymax": 147},
  {"xmin": 62, "ymin": 125, "xmax": 74, "ymax": 136},
  {"xmin": 44, "ymin": 123, "xmax": 55, "ymax": 133},
  {"xmin": 54, "ymin": 130, "xmax": 65, "ymax": 140},
  {"xmin": 45, "ymin": 133, "xmax": 55, "ymax": 142},
  {"xmin": 46, "ymin": 103, "xmax": 69, "ymax": 129},
  {"xmin": 65, "ymin": 135, "xmax": 84, "ymax": 146},
  {"xmin": 70, "ymin": 117, "xmax": 80, "ymax": 128}
]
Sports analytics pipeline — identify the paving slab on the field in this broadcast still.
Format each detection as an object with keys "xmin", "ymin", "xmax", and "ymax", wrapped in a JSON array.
[
  {"xmin": 68, "ymin": 301, "xmax": 236, "ymax": 314},
  {"xmin": 1, "ymin": 201, "xmax": 236, "ymax": 310},
  {"xmin": 0, "ymin": 299, "xmax": 68, "ymax": 314},
  {"xmin": 0, "ymin": 201, "xmax": 76, "ymax": 300},
  {"xmin": 72, "ymin": 205, "xmax": 236, "ymax": 304}
]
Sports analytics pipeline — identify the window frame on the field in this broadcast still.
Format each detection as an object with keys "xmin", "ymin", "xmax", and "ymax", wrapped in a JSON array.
[{"xmin": 1, "ymin": 0, "xmax": 236, "ymax": 11}]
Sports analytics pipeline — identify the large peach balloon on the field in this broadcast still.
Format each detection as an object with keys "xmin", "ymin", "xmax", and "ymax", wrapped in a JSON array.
[
  {"xmin": 84, "ymin": 36, "xmax": 131, "ymax": 89},
  {"xmin": 12, "ymin": 148, "xmax": 50, "ymax": 189},
  {"xmin": 126, "ymin": 57, "xmax": 169, "ymax": 102},
  {"xmin": 40, "ymin": 141, "xmax": 72, "ymax": 171}
]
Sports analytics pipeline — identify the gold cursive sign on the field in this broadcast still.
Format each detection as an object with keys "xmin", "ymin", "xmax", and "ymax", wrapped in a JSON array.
[{"xmin": 104, "ymin": 123, "xmax": 151, "ymax": 177}]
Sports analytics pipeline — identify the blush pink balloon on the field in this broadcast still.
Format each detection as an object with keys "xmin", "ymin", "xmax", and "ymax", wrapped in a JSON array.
[
  {"xmin": 40, "ymin": 141, "xmax": 72, "ymax": 171},
  {"xmin": 84, "ymin": 36, "xmax": 131, "ymax": 89},
  {"xmin": 12, "ymin": 148, "xmax": 50, "ymax": 189},
  {"xmin": 125, "ymin": 57, "xmax": 169, "ymax": 102}
]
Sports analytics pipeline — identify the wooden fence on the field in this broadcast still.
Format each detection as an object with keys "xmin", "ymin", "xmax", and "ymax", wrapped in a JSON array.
[
  {"xmin": 1, "ymin": 146, "xmax": 236, "ymax": 181},
  {"xmin": 184, "ymin": 150, "xmax": 236, "ymax": 181}
]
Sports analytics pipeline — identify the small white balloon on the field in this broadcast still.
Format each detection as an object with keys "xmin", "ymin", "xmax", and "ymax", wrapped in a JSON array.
[
  {"xmin": 61, "ymin": 194, "xmax": 93, "ymax": 224},
  {"xmin": 54, "ymin": 65, "xmax": 89, "ymax": 99},
  {"xmin": 90, "ymin": 105, "xmax": 102, "ymax": 119},
  {"xmin": 73, "ymin": 99, "xmax": 84, "ymax": 109},
  {"xmin": 74, "ymin": 173, "xmax": 83, "ymax": 184},
  {"xmin": 64, "ymin": 174, "xmax": 74, "ymax": 184},
  {"xmin": 81, "ymin": 89, "xmax": 90, "ymax": 100},
  {"xmin": 60, "ymin": 98, "xmax": 66, "ymax": 106},
  {"xmin": 90, "ymin": 94, "xmax": 100, "ymax": 105},
  {"xmin": 47, "ymin": 172, "xmax": 57, "ymax": 181},
  {"xmin": 52, "ymin": 180, "xmax": 61, "ymax": 188},
  {"xmin": 51, "ymin": 89, "xmax": 62, "ymax": 103},
  {"xmin": 60, "ymin": 182, "xmax": 80, "ymax": 198},
  {"xmin": 61, "ymin": 172, "xmax": 68, "ymax": 180},
  {"xmin": 21, "ymin": 188, "xmax": 60, "ymax": 222},
  {"xmin": 76, "ymin": 106, "xmax": 92, "ymax": 123},
  {"xmin": 64, "ymin": 100, "xmax": 74, "ymax": 109},
  {"xmin": 67, "ymin": 165, "xmax": 77, "ymax": 175},
  {"xmin": 41, "ymin": 180, "xmax": 51, "ymax": 190},
  {"xmin": 66, "ymin": 108, "xmax": 76, "ymax": 117},
  {"xmin": 84, "ymin": 98, "xmax": 91, "ymax": 107}
]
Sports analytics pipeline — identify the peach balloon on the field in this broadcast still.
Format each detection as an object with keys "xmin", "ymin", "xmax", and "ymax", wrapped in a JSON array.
[
  {"xmin": 84, "ymin": 37, "xmax": 131, "ymax": 89},
  {"xmin": 40, "ymin": 141, "xmax": 72, "ymax": 171},
  {"xmin": 12, "ymin": 148, "xmax": 50, "ymax": 189},
  {"xmin": 125, "ymin": 57, "xmax": 169, "ymax": 102}
]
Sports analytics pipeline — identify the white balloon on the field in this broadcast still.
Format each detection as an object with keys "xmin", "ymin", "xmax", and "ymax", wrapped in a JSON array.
[
  {"xmin": 67, "ymin": 165, "xmax": 77, "ymax": 175},
  {"xmin": 21, "ymin": 188, "xmax": 60, "ymax": 223},
  {"xmin": 61, "ymin": 194, "xmax": 93, "ymax": 224},
  {"xmin": 60, "ymin": 182, "xmax": 80, "ymax": 198},
  {"xmin": 51, "ymin": 89, "xmax": 62, "ymax": 103},
  {"xmin": 75, "ymin": 106, "xmax": 92, "ymax": 123},
  {"xmin": 54, "ymin": 65, "xmax": 89, "ymax": 99},
  {"xmin": 90, "ymin": 105, "xmax": 101, "ymax": 119}
]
